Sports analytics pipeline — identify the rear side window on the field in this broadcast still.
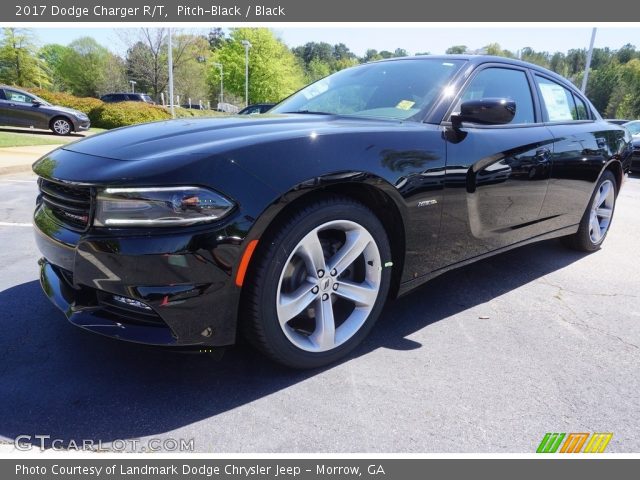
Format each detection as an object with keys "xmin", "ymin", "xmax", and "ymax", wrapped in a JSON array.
[
  {"xmin": 573, "ymin": 94, "xmax": 590, "ymax": 120},
  {"xmin": 535, "ymin": 76, "xmax": 582, "ymax": 122},
  {"xmin": 457, "ymin": 67, "xmax": 535, "ymax": 124}
]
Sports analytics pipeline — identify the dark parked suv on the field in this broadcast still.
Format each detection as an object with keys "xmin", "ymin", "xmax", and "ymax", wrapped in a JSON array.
[
  {"xmin": 101, "ymin": 93, "xmax": 155, "ymax": 104},
  {"xmin": 0, "ymin": 85, "xmax": 90, "ymax": 135}
]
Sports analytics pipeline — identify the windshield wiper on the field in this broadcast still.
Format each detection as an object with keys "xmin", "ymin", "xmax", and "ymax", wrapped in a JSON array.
[{"xmin": 284, "ymin": 110, "xmax": 334, "ymax": 115}]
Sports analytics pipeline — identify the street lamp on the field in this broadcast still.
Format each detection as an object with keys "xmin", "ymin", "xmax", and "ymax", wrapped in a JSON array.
[
  {"xmin": 241, "ymin": 40, "xmax": 252, "ymax": 107},
  {"xmin": 129, "ymin": 80, "xmax": 137, "ymax": 93},
  {"xmin": 212, "ymin": 62, "xmax": 224, "ymax": 105}
]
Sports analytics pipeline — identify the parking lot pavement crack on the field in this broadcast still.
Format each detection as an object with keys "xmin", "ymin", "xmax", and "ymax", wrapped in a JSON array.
[
  {"xmin": 556, "ymin": 314, "xmax": 640, "ymax": 352},
  {"xmin": 539, "ymin": 278, "xmax": 638, "ymax": 299}
]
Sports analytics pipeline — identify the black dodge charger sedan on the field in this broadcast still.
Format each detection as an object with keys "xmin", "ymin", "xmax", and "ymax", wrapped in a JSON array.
[{"xmin": 33, "ymin": 56, "xmax": 633, "ymax": 368}]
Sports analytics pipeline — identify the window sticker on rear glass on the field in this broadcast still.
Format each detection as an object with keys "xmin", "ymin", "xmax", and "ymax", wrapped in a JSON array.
[{"xmin": 539, "ymin": 82, "xmax": 573, "ymax": 121}]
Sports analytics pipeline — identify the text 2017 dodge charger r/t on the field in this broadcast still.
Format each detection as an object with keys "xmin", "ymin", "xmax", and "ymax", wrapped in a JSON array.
[{"xmin": 33, "ymin": 56, "xmax": 632, "ymax": 368}]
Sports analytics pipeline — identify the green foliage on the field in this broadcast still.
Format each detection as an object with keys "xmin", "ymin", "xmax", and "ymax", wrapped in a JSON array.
[
  {"xmin": 55, "ymin": 37, "xmax": 126, "ymax": 97},
  {"xmin": 0, "ymin": 28, "xmax": 50, "ymax": 87},
  {"xmin": 211, "ymin": 28, "xmax": 306, "ymax": 104},
  {"xmin": 446, "ymin": 45, "xmax": 467, "ymax": 54},
  {"xmin": 125, "ymin": 29, "xmax": 216, "ymax": 103},
  {"xmin": 91, "ymin": 102, "xmax": 171, "ymax": 129},
  {"xmin": 38, "ymin": 44, "xmax": 72, "ymax": 91}
]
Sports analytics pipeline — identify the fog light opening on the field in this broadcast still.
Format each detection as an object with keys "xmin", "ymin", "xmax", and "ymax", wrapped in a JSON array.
[{"xmin": 112, "ymin": 295, "xmax": 153, "ymax": 311}]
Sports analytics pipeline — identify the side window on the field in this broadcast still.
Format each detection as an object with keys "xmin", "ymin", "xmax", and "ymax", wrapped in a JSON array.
[
  {"xmin": 5, "ymin": 89, "xmax": 33, "ymax": 104},
  {"xmin": 455, "ymin": 67, "xmax": 535, "ymax": 124},
  {"xmin": 535, "ymin": 76, "xmax": 580, "ymax": 122},
  {"xmin": 0, "ymin": 89, "xmax": 6, "ymax": 100},
  {"xmin": 102, "ymin": 95, "xmax": 113, "ymax": 102},
  {"xmin": 573, "ymin": 94, "xmax": 590, "ymax": 120}
]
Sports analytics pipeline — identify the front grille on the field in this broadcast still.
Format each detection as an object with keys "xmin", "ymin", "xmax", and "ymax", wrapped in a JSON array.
[{"xmin": 39, "ymin": 178, "xmax": 92, "ymax": 231}]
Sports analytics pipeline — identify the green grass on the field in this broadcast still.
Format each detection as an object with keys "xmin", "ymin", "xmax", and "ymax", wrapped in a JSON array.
[
  {"xmin": 0, "ymin": 131, "xmax": 67, "ymax": 148},
  {"xmin": 0, "ymin": 127, "xmax": 106, "ymax": 148}
]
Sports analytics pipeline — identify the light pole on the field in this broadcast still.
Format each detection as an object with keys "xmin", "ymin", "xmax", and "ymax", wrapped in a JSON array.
[
  {"xmin": 241, "ymin": 40, "xmax": 252, "ymax": 107},
  {"xmin": 581, "ymin": 28, "xmax": 597, "ymax": 93},
  {"xmin": 213, "ymin": 62, "xmax": 224, "ymax": 105},
  {"xmin": 168, "ymin": 27, "xmax": 175, "ymax": 118},
  {"xmin": 129, "ymin": 80, "xmax": 137, "ymax": 93}
]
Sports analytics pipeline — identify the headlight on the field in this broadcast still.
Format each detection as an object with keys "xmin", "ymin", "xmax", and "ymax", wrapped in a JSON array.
[{"xmin": 94, "ymin": 186, "xmax": 235, "ymax": 227}]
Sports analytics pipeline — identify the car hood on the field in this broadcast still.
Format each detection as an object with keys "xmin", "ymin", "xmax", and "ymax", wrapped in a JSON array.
[
  {"xmin": 47, "ymin": 105, "xmax": 85, "ymax": 117},
  {"xmin": 61, "ymin": 114, "xmax": 413, "ymax": 162}
]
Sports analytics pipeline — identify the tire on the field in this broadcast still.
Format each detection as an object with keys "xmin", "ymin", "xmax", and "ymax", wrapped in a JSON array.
[
  {"xmin": 50, "ymin": 117, "xmax": 72, "ymax": 136},
  {"xmin": 562, "ymin": 170, "xmax": 617, "ymax": 252},
  {"xmin": 241, "ymin": 196, "xmax": 392, "ymax": 369}
]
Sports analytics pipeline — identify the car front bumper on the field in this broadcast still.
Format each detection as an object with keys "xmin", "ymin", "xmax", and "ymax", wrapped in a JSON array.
[
  {"xmin": 73, "ymin": 119, "xmax": 91, "ymax": 131},
  {"xmin": 34, "ymin": 204, "xmax": 245, "ymax": 347}
]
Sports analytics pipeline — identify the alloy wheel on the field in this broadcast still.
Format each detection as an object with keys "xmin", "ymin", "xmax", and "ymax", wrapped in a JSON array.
[
  {"xmin": 53, "ymin": 119, "xmax": 71, "ymax": 135},
  {"xmin": 276, "ymin": 220, "xmax": 382, "ymax": 353},
  {"xmin": 588, "ymin": 179, "xmax": 615, "ymax": 244}
]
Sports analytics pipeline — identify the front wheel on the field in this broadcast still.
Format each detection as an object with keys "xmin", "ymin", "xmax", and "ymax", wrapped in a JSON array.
[
  {"xmin": 562, "ymin": 170, "xmax": 617, "ymax": 252},
  {"xmin": 241, "ymin": 197, "xmax": 392, "ymax": 368},
  {"xmin": 50, "ymin": 117, "xmax": 72, "ymax": 136}
]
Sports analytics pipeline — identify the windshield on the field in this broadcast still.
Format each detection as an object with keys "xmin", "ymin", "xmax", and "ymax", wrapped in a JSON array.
[
  {"xmin": 272, "ymin": 59, "xmax": 464, "ymax": 121},
  {"xmin": 33, "ymin": 95, "xmax": 51, "ymax": 106},
  {"xmin": 624, "ymin": 121, "xmax": 640, "ymax": 135}
]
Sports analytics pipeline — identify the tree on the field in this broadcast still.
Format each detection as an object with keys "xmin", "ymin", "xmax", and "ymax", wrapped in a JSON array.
[
  {"xmin": 549, "ymin": 52, "xmax": 568, "ymax": 77},
  {"xmin": 123, "ymin": 28, "xmax": 205, "ymax": 101},
  {"xmin": 446, "ymin": 45, "xmax": 467, "ymax": 54},
  {"xmin": 292, "ymin": 42, "xmax": 334, "ymax": 66},
  {"xmin": 393, "ymin": 48, "xmax": 408, "ymax": 58},
  {"xmin": 208, "ymin": 28, "xmax": 226, "ymax": 50},
  {"xmin": 483, "ymin": 43, "xmax": 514, "ymax": 58},
  {"xmin": 0, "ymin": 28, "xmax": 49, "ymax": 87},
  {"xmin": 363, "ymin": 49, "xmax": 382, "ymax": 63},
  {"xmin": 39, "ymin": 44, "xmax": 71, "ymax": 91},
  {"xmin": 616, "ymin": 43, "xmax": 636, "ymax": 65},
  {"xmin": 520, "ymin": 47, "xmax": 550, "ymax": 68},
  {"xmin": 56, "ymin": 37, "xmax": 123, "ymax": 97},
  {"xmin": 174, "ymin": 34, "xmax": 212, "ymax": 105},
  {"xmin": 211, "ymin": 28, "xmax": 305, "ymax": 104},
  {"xmin": 333, "ymin": 43, "xmax": 355, "ymax": 61}
]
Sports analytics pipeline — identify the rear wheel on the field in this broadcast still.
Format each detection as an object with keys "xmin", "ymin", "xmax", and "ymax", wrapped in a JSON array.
[
  {"xmin": 50, "ymin": 117, "xmax": 72, "ymax": 136},
  {"xmin": 241, "ymin": 197, "xmax": 392, "ymax": 368},
  {"xmin": 562, "ymin": 170, "xmax": 617, "ymax": 252}
]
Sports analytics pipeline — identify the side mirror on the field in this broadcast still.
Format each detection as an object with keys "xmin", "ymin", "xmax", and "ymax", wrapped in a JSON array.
[
  {"xmin": 31, "ymin": 100, "xmax": 42, "ymax": 107},
  {"xmin": 451, "ymin": 98, "xmax": 516, "ymax": 128}
]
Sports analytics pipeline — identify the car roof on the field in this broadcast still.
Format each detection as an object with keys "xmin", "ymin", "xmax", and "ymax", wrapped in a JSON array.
[{"xmin": 374, "ymin": 55, "xmax": 580, "ymax": 93}]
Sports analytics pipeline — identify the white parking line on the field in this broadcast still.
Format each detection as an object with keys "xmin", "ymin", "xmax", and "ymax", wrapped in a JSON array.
[{"xmin": 0, "ymin": 222, "xmax": 32, "ymax": 227}]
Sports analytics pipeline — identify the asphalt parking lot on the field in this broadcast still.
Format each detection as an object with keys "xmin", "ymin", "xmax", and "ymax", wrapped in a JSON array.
[{"xmin": 0, "ymin": 171, "xmax": 639, "ymax": 453}]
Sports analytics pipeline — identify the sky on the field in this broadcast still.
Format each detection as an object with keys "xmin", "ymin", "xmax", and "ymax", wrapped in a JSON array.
[{"xmin": 33, "ymin": 26, "xmax": 639, "ymax": 56}]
